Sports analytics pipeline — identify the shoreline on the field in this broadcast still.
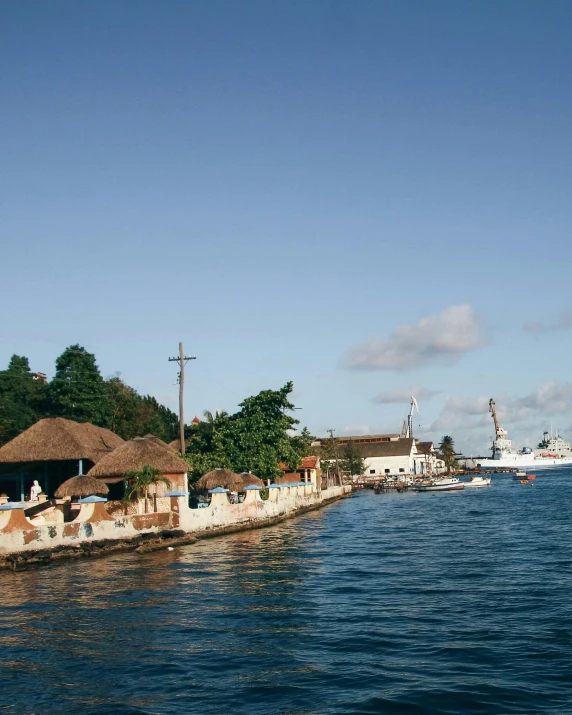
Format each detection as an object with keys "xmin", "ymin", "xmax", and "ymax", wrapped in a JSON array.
[{"xmin": 0, "ymin": 488, "xmax": 351, "ymax": 572}]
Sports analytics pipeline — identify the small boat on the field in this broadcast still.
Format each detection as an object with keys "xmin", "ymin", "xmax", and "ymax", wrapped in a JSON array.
[
  {"xmin": 464, "ymin": 475, "xmax": 492, "ymax": 488},
  {"xmin": 513, "ymin": 470, "xmax": 527, "ymax": 480},
  {"xmin": 414, "ymin": 477, "xmax": 465, "ymax": 492}
]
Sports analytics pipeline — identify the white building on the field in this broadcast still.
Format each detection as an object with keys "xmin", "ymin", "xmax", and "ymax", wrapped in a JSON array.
[{"xmin": 314, "ymin": 434, "xmax": 443, "ymax": 477}]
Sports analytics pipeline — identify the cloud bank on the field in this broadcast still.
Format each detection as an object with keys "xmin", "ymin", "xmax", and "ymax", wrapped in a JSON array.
[
  {"xmin": 430, "ymin": 382, "xmax": 572, "ymax": 433},
  {"xmin": 345, "ymin": 305, "xmax": 484, "ymax": 371},
  {"xmin": 373, "ymin": 385, "xmax": 439, "ymax": 404}
]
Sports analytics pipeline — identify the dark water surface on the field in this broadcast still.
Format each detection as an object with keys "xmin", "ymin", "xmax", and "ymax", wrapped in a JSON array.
[{"xmin": 1, "ymin": 471, "xmax": 572, "ymax": 714}]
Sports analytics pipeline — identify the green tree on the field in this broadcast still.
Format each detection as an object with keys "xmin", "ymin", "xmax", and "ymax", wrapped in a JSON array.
[
  {"xmin": 183, "ymin": 410, "xmax": 232, "ymax": 484},
  {"xmin": 105, "ymin": 376, "xmax": 141, "ymax": 437},
  {"xmin": 104, "ymin": 376, "xmax": 179, "ymax": 441},
  {"xmin": 0, "ymin": 355, "xmax": 47, "ymax": 445},
  {"xmin": 125, "ymin": 465, "xmax": 172, "ymax": 513},
  {"xmin": 438, "ymin": 435, "xmax": 456, "ymax": 474},
  {"xmin": 290, "ymin": 426, "xmax": 316, "ymax": 457},
  {"xmin": 49, "ymin": 345, "xmax": 110, "ymax": 426},
  {"xmin": 340, "ymin": 440, "xmax": 365, "ymax": 478},
  {"xmin": 224, "ymin": 382, "xmax": 302, "ymax": 480}
]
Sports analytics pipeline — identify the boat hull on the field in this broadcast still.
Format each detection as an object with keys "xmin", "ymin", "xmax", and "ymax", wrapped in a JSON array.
[
  {"xmin": 415, "ymin": 479, "xmax": 465, "ymax": 492},
  {"xmin": 464, "ymin": 479, "xmax": 491, "ymax": 488},
  {"xmin": 476, "ymin": 456, "xmax": 572, "ymax": 470}
]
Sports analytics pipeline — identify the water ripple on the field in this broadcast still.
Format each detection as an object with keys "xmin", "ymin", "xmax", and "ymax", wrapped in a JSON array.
[{"xmin": 1, "ymin": 471, "xmax": 572, "ymax": 713}]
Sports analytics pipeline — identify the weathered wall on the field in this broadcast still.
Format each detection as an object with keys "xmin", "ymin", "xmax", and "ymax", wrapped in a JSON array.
[{"xmin": 0, "ymin": 485, "xmax": 351, "ymax": 557}]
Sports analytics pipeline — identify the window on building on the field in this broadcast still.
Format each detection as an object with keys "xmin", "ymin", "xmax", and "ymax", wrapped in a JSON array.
[
  {"xmin": 369, "ymin": 469, "xmax": 375, "ymax": 474},
  {"xmin": 399, "ymin": 468, "xmax": 405, "ymax": 473},
  {"xmin": 384, "ymin": 469, "xmax": 390, "ymax": 474}
]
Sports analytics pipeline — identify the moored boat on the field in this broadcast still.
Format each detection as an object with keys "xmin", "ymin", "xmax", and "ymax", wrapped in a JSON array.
[
  {"xmin": 464, "ymin": 475, "xmax": 491, "ymax": 488},
  {"xmin": 414, "ymin": 476, "xmax": 464, "ymax": 492}
]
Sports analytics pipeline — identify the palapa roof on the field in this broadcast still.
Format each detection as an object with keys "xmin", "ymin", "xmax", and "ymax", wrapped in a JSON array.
[
  {"xmin": 0, "ymin": 418, "xmax": 124, "ymax": 464},
  {"xmin": 194, "ymin": 469, "xmax": 264, "ymax": 492},
  {"xmin": 54, "ymin": 474, "xmax": 110, "ymax": 498},
  {"xmin": 143, "ymin": 434, "xmax": 171, "ymax": 449},
  {"xmin": 87, "ymin": 436, "xmax": 189, "ymax": 478}
]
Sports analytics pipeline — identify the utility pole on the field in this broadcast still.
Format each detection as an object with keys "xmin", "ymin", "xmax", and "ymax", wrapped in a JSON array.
[
  {"xmin": 168, "ymin": 343, "xmax": 196, "ymax": 455},
  {"xmin": 327, "ymin": 429, "xmax": 341, "ymax": 487}
]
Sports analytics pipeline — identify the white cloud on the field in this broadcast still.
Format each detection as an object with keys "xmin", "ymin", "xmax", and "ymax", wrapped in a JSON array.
[
  {"xmin": 524, "ymin": 311, "xmax": 572, "ymax": 333},
  {"xmin": 429, "ymin": 382, "xmax": 572, "ymax": 439},
  {"xmin": 345, "ymin": 305, "xmax": 485, "ymax": 371},
  {"xmin": 516, "ymin": 381, "xmax": 572, "ymax": 415},
  {"xmin": 373, "ymin": 385, "xmax": 439, "ymax": 404}
]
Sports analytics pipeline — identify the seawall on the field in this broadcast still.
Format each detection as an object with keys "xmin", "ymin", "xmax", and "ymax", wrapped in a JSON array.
[{"xmin": 0, "ymin": 485, "xmax": 351, "ymax": 570}]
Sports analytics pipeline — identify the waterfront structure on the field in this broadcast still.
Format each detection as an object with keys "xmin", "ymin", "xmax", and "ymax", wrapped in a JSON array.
[
  {"xmin": 0, "ymin": 475, "xmax": 350, "ymax": 566},
  {"xmin": 0, "ymin": 418, "xmax": 124, "ymax": 501},
  {"xmin": 87, "ymin": 435, "xmax": 190, "ymax": 497}
]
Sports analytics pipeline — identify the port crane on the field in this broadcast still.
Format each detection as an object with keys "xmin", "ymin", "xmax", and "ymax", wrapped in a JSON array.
[
  {"xmin": 489, "ymin": 398, "xmax": 507, "ymax": 439},
  {"xmin": 401, "ymin": 396, "xmax": 419, "ymax": 439}
]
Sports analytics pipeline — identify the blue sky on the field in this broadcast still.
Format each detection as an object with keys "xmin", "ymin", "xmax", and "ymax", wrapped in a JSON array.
[{"xmin": 2, "ymin": 1, "xmax": 572, "ymax": 454}]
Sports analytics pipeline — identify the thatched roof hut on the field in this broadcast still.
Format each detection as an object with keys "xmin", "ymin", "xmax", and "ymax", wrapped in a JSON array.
[
  {"xmin": 194, "ymin": 469, "xmax": 264, "ymax": 492},
  {"xmin": 238, "ymin": 471, "xmax": 265, "ymax": 487},
  {"xmin": 143, "ymin": 434, "xmax": 171, "ymax": 449},
  {"xmin": 87, "ymin": 436, "xmax": 189, "ymax": 479},
  {"xmin": 54, "ymin": 475, "xmax": 110, "ymax": 499},
  {"xmin": 0, "ymin": 418, "xmax": 124, "ymax": 464}
]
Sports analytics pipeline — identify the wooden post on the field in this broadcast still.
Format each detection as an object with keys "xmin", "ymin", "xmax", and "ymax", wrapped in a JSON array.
[{"xmin": 178, "ymin": 342, "xmax": 185, "ymax": 455}]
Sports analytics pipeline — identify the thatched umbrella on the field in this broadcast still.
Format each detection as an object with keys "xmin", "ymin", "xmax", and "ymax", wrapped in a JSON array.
[
  {"xmin": 195, "ymin": 468, "xmax": 247, "ymax": 492},
  {"xmin": 54, "ymin": 475, "xmax": 109, "ymax": 499},
  {"xmin": 0, "ymin": 417, "xmax": 124, "ymax": 464},
  {"xmin": 238, "ymin": 471, "xmax": 265, "ymax": 488}
]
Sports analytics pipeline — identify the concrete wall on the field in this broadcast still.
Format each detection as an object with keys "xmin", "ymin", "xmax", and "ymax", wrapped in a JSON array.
[{"xmin": 0, "ymin": 485, "xmax": 351, "ymax": 557}]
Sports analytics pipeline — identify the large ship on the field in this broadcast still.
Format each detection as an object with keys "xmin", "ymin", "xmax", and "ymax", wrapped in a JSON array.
[{"xmin": 475, "ymin": 399, "xmax": 572, "ymax": 470}]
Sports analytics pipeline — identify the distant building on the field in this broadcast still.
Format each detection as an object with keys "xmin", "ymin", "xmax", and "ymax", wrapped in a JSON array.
[
  {"xmin": 278, "ymin": 456, "xmax": 320, "ymax": 484},
  {"xmin": 313, "ymin": 435, "xmax": 443, "ymax": 476}
]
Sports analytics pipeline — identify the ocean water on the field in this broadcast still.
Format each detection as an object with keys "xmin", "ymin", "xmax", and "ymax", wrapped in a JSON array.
[{"xmin": 1, "ymin": 471, "xmax": 572, "ymax": 715}]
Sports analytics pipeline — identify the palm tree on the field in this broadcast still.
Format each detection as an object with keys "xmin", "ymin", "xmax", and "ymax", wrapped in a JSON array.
[
  {"xmin": 203, "ymin": 409, "xmax": 229, "ymax": 423},
  {"xmin": 438, "ymin": 436, "xmax": 456, "ymax": 474},
  {"xmin": 125, "ymin": 465, "xmax": 172, "ymax": 513}
]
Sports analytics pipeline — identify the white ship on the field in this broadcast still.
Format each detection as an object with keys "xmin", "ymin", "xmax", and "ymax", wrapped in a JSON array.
[{"xmin": 475, "ymin": 399, "xmax": 572, "ymax": 470}]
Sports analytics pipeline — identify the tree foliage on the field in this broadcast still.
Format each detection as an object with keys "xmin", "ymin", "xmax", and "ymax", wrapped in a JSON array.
[
  {"xmin": 0, "ymin": 351, "xmax": 313, "ymax": 482},
  {"xmin": 49, "ymin": 345, "xmax": 110, "ymax": 425},
  {"xmin": 438, "ymin": 435, "xmax": 456, "ymax": 474},
  {"xmin": 125, "ymin": 465, "xmax": 172, "ymax": 513},
  {"xmin": 339, "ymin": 440, "xmax": 366, "ymax": 477},
  {"xmin": 0, "ymin": 347, "xmax": 179, "ymax": 446},
  {"xmin": 0, "ymin": 355, "xmax": 48, "ymax": 445},
  {"xmin": 183, "ymin": 382, "xmax": 312, "ymax": 483}
]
